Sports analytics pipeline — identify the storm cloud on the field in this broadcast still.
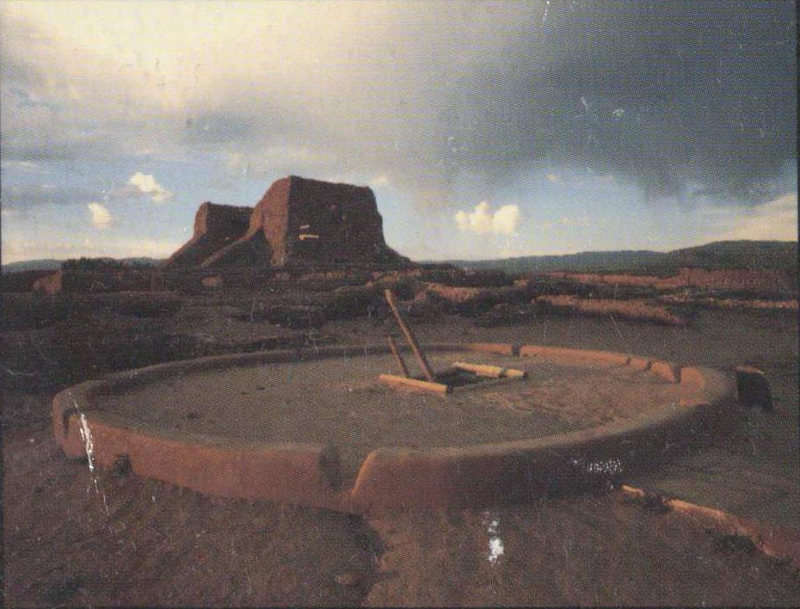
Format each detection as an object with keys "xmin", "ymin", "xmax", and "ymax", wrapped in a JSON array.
[
  {"xmin": 0, "ymin": 1, "xmax": 796, "ymax": 264},
  {"xmin": 2, "ymin": 0, "xmax": 796, "ymax": 208}
]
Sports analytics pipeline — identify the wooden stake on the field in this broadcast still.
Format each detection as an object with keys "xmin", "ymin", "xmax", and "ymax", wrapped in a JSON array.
[
  {"xmin": 384, "ymin": 289, "xmax": 436, "ymax": 382},
  {"xmin": 386, "ymin": 334, "xmax": 410, "ymax": 378}
]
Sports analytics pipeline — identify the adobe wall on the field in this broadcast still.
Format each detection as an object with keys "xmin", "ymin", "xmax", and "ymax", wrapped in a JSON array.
[
  {"xmin": 163, "ymin": 202, "xmax": 253, "ymax": 268},
  {"xmin": 54, "ymin": 343, "xmax": 737, "ymax": 514},
  {"xmin": 621, "ymin": 484, "xmax": 800, "ymax": 570},
  {"xmin": 546, "ymin": 267, "xmax": 795, "ymax": 295},
  {"xmin": 33, "ymin": 269, "xmax": 152, "ymax": 294},
  {"xmin": 282, "ymin": 176, "xmax": 402, "ymax": 265},
  {"xmin": 258, "ymin": 177, "xmax": 292, "ymax": 267}
]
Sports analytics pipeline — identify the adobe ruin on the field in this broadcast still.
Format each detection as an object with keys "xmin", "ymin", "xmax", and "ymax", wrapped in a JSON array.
[
  {"xmin": 201, "ymin": 175, "xmax": 410, "ymax": 268},
  {"xmin": 159, "ymin": 176, "xmax": 410, "ymax": 270},
  {"xmin": 162, "ymin": 202, "xmax": 253, "ymax": 268}
]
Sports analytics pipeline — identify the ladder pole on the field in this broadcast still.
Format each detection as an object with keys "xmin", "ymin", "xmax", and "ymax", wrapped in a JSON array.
[
  {"xmin": 386, "ymin": 334, "xmax": 410, "ymax": 378},
  {"xmin": 384, "ymin": 289, "xmax": 436, "ymax": 382}
]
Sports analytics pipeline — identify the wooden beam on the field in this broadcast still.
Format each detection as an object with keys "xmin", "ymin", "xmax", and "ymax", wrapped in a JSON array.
[
  {"xmin": 386, "ymin": 334, "xmax": 410, "ymax": 378},
  {"xmin": 379, "ymin": 374, "xmax": 451, "ymax": 396},
  {"xmin": 452, "ymin": 362, "xmax": 504, "ymax": 378},
  {"xmin": 502, "ymin": 367, "xmax": 528, "ymax": 379},
  {"xmin": 384, "ymin": 289, "xmax": 436, "ymax": 382},
  {"xmin": 452, "ymin": 361, "xmax": 528, "ymax": 380}
]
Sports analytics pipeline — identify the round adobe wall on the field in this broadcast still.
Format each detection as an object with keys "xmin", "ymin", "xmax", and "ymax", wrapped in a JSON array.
[{"xmin": 52, "ymin": 343, "xmax": 737, "ymax": 514}]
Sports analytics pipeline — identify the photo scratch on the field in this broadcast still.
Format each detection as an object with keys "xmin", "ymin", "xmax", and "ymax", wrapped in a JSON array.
[{"xmin": 484, "ymin": 512, "xmax": 505, "ymax": 565}]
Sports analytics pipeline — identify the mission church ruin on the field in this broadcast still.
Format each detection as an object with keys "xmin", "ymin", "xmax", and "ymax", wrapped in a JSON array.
[{"xmin": 162, "ymin": 175, "xmax": 410, "ymax": 270}]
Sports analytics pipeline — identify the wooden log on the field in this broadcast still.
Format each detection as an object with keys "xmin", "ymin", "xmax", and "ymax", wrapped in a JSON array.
[
  {"xmin": 379, "ymin": 374, "xmax": 451, "ymax": 396},
  {"xmin": 384, "ymin": 289, "xmax": 436, "ymax": 382},
  {"xmin": 452, "ymin": 361, "xmax": 504, "ymax": 378},
  {"xmin": 386, "ymin": 335, "xmax": 410, "ymax": 378},
  {"xmin": 452, "ymin": 362, "xmax": 528, "ymax": 380}
]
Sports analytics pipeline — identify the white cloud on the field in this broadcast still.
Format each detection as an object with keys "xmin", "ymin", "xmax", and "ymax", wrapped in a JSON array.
[
  {"xmin": 87, "ymin": 202, "xmax": 111, "ymax": 229},
  {"xmin": 369, "ymin": 174, "xmax": 390, "ymax": 187},
  {"xmin": 707, "ymin": 193, "xmax": 798, "ymax": 241},
  {"xmin": 455, "ymin": 201, "xmax": 520, "ymax": 236},
  {"xmin": 456, "ymin": 202, "xmax": 492, "ymax": 234},
  {"xmin": 492, "ymin": 205, "xmax": 521, "ymax": 235},
  {"xmin": 127, "ymin": 172, "xmax": 173, "ymax": 202},
  {"xmin": 1, "ymin": 160, "xmax": 41, "ymax": 171}
]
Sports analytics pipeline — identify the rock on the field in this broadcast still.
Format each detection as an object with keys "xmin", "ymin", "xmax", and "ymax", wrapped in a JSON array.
[
  {"xmin": 163, "ymin": 202, "xmax": 254, "ymax": 268},
  {"xmin": 202, "ymin": 176, "xmax": 411, "ymax": 268}
]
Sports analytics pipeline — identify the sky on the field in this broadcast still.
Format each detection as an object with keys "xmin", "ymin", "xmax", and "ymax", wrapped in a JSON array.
[{"xmin": 1, "ymin": 0, "xmax": 796, "ymax": 264}]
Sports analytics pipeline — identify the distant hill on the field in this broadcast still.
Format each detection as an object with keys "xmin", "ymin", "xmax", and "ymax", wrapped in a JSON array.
[
  {"xmin": 440, "ymin": 241, "xmax": 798, "ymax": 275},
  {"xmin": 2, "ymin": 257, "xmax": 163, "ymax": 273},
  {"xmin": 3, "ymin": 240, "xmax": 796, "ymax": 276},
  {"xmin": 1, "ymin": 258, "xmax": 63, "ymax": 272}
]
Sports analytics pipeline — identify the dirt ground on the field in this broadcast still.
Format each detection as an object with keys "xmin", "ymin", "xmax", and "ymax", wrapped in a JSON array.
[{"xmin": 3, "ymin": 302, "xmax": 799, "ymax": 606}]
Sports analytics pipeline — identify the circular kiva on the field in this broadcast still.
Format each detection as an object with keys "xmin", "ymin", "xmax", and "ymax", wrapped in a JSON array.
[{"xmin": 52, "ymin": 343, "xmax": 736, "ymax": 513}]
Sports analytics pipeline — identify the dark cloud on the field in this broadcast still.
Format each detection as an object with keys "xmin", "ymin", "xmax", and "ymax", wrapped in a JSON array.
[
  {"xmin": 1, "ymin": 1, "xmax": 795, "ymax": 208},
  {"xmin": 410, "ymin": 0, "xmax": 797, "ymax": 201}
]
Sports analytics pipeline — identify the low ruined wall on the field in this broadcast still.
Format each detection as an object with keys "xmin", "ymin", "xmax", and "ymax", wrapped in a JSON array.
[
  {"xmin": 546, "ymin": 267, "xmax": 795, "ymax": 296},
  {"xmin": 33, "ymin": 270, "xmax": 153, "ymax": 294},
  {"xmin": 535, "ymin": 295, "xmax": 685, "ymax": 326},
  {"xmin": 53, "ymin": 343, "xmax": 737, "ymax": 513}
]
